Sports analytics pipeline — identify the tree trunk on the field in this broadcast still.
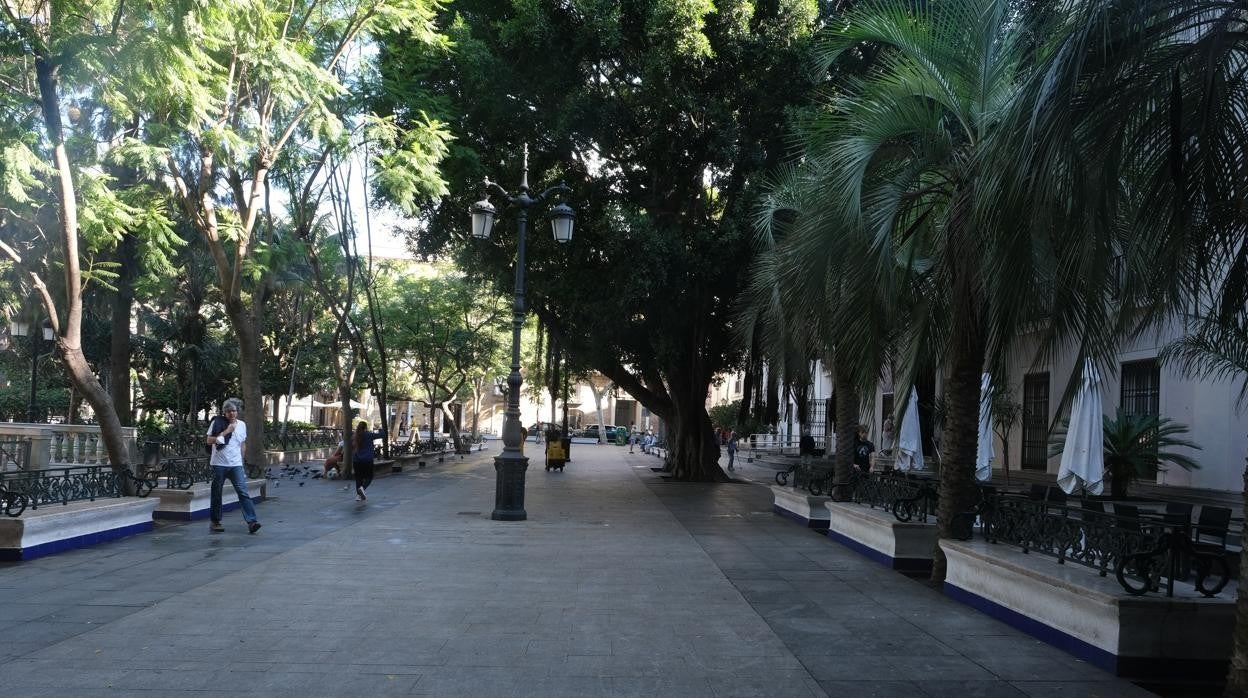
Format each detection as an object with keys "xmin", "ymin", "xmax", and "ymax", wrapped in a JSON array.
[
  {"xmin": 763, "ymin": 366, "xmax": 780, "ymax": 426},
  {"xmin": 1226, "ymin": 451, "xmax": 1248, "ymax": 696},
  {"xmin": 1002, "ymin": 429, "xmax": 1011, "ymax": 486},
  {"xmin": 226, "ymin": 302, "xmax": 266, "ymax": 468},
  {"xmin": 833, "ymin": 356, "xmax": 859, "ymax": 492},
  {"xmin": 931, "ymin": 314, "xmax": 987, "ymax": 583},
  {"xmin": 109, "ymin": 230, "xmax": 136, "ymax": 426},
  {"xmin": 666, "ymin": 379, "xmax": 726, "ymax": 482},
  {"xmin": 33, "ymin": 56, "xmax": 128, "ymax": 470},
  {"xmin": 340, "ymin": 381, "xmax": 355, "ymax": 478},
  {"xmin": 589, "ymin": 381, "xmax": 609, "ymax": 444},
  {"xmin": 738, "ymin": 330, "xmax": 759, "ymax": 426}
]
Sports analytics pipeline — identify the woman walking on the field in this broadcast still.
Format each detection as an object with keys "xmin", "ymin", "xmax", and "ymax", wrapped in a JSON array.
[{"xmin": 352, "ymin": 421, "xmax": 386, "ymax": 501}]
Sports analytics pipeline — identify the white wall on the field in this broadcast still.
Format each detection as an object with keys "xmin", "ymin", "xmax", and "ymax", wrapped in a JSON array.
[{"xmin": 997, "ymin": 324, "xmax": 1248, "ymax": 493}]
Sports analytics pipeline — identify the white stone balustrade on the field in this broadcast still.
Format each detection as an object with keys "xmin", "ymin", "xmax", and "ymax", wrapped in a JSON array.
[{"xmin": 0, "ymin": 423, "xmax": 138, "ymax": 470}]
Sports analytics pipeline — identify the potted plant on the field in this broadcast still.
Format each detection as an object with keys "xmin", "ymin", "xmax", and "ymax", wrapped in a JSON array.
[{"xmin": 1102, "ymin": 409, "xmax": 1201, "ymax": 498}]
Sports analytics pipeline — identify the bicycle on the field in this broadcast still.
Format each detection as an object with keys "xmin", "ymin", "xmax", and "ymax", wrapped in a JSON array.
[
  {"xmin": 1116, "ymin": 528, "xmax": 1230, "ymax": 598},
  {"xmin": 1, "ymin": 484, "xmax": 29, "ymax": 517}
]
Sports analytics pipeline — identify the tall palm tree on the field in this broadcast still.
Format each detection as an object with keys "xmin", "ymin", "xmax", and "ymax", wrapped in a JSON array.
[
  {"xmin": 1001, "ymin": 3, "xmax": 1248, "ymax": 692},
  {"xmin": 1161, "ymin": 316, "xmax": 1248, "ymax": 694},
  {"xmin": 798, "ymin": 0, "xmax": 1061, "ymax": 580},
  {"xmin": 744, "ymin": 159, "xmax": 899, "ymax": 490}
]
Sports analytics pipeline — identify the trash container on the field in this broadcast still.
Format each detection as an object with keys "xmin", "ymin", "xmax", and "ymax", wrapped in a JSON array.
[
  {"xmin": 545, "ymin": 436, "xmax": 567, "ymax": 472},
  {"xmin": 142, "ymin": 439, "xmax": 162, "ymax": 470},
  {"xmin": 562, "ymin": 436, "xmax": 572, "ymax": 463}
]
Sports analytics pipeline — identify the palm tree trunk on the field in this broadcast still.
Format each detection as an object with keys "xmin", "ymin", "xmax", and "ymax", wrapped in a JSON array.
[
  {"xmin": 832, "ymin": 355, "xmax": 859, "ymax": 492},
  {"xmin": 1226, "ymin": 452, "xmax": 1248, "ymax": 696},
  {"xmin": 931, "ymin": 304, "xmax": 987, "ymax": 583}
]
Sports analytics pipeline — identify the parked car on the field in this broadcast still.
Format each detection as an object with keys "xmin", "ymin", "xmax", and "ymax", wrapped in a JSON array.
[{"xmin": 583, "ymin": 424, "xmax": 618, "ymax": 441}]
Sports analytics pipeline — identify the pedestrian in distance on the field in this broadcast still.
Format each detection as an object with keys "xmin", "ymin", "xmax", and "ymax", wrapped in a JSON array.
[
  {"xmin": 205, "ymin": 398, "xmax": 261, "ymax": 534},
  {"xmin": 628, "ymin": 423, "xmax": 638, "ymax": 453},
  {"xmin": 324, "ymin": 440, "xmax": 344, "ymax": 479},
  {"xmin": 799, "ymin": 428, "xmax": 817, "ymax": 460},
  {"xmin": 352, "ymin": 420, "xmax": 386, "ymax": 501},
  {"xmin": 726, "ymin": 430, "xmax": 739, "ymax": 471},
  {"xmin": 854, "ymin": 425, "xmax": 875, "ymax": 474}
]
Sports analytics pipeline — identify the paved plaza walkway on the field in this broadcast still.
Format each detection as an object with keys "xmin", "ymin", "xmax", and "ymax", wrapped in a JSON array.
[{"xmin": 0, "ymin": 444, "xmax": 1154, "ymax": 697}]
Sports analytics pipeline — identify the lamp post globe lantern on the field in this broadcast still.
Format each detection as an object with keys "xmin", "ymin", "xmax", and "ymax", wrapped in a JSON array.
[
  {"xmin": 470, "ymin": 145, "xmax": 575, "ymax": 521},
  {"xmin": 549, "ymin": 202, "xmax": 575, "ymax": 243},
  {"xmin": 470, "ymin": 197, "xmax": 497, "ymax": 240}
]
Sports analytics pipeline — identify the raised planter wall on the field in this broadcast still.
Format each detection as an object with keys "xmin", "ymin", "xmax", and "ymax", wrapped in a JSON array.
[
  {"xmin": 941, "ymin": 539, "xmax": 1236, "ymax": 679},
  {"xmin": 149, "ymin": 479, "xmax": 266, "ymax": 521},
  {"xmin": 824, "ymin": 501, "xmax": 937, "ymax": 574},
  {"xmin": 770, "ymin": 486, "xmax": 831, "ymax": 530},
  {"xmin": 0, "ymin": 497, "xmax": 157, "ymax": 561}
]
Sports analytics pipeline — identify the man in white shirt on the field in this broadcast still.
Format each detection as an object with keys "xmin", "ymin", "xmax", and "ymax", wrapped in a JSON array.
[{"xmin": 205, "ymin": 397, "xmax": 261, "ymax": 534}]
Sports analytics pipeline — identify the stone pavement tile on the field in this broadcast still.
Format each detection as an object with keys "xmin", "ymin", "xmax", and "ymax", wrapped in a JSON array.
[
  {"xmin": 808, "ymin": 600, "xmax": 909, "ymax": 622},
  {"xmin": 1010, "ymin": 681, "xmax": 1157, "ymax": 697},
  {"xmin": 970, "ymin": 653, "xmax": 1115, "ymax": 682},
  {"xmin": 688, "ymin": 652, "xmax": 808, "ymax": 675},
  {"xmin": 799, "ymin": 585, "xmax": 889, "ymax": 608},
  {"xmin": 797, "ymin": 653, "xmax": 998, "ymax": 682},
  {"xmin": 0, "ymin": 603, "xmax": 64, "ymax": 622},
  {"xmin": 1, "ymin": 619, "xmax": 96, "ymax": 649},
  {"xmin": 918, "ymin": 680, "xmax": 1031, "ymax": 697},
  {"xmin": 721, "ymin": 568, "xmax": 785, "ymax": 581},
  {"xmin": 749, "ymin": 600, "xmax": 831, "ymax": 620},
  {"xmin": 228, "ymin": 667, "xmax": 423, "ymax": 695},
  {"xmin": 610, "ymin": 675, "xmax": 717, "ymax": 697},
  {"xmin": 33, "ymin": 603, "xmax": 145, "ymax": 625},
  {"xmin": 411, "ymin": 668, "xmax": 610, "ymax": 697},
  {"xmin": 76, "ymin": 589, "xmax": 177, "ymax": 606},
  {"xmin": 526, "ymin": 636, "xmax": 612, "ymax": 656},
  {"xmin": 706, "ymin": 669, "xmax": 828, "ymax": 697},
  {"xmin": 99, "ymin": 667, "xmax": 222, "ymax": 691},
  {"xmin": 560, "ymin": 652, "xmax": 703, "ymax": 678},
  {"xmin": 0, "ymin": 658, "xmax": 133, "ymax": 689},
  {"xmin": 811, "ymin": 634, "xmax": 961, "ymax": 658},
  {"xmin": 816, "ymin": 680, "xmax": 928, "ymax": 697},
  {"xmin": 951, "ymin": 634, "xmax": 1071, "ymax": 660},
  {"xmin": 777, "ymin": 569, "xmax": 845, "ymax": 585}
]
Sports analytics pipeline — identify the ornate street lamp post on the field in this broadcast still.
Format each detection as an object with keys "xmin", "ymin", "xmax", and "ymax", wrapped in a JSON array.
[
  {"xmin": 9, "ymin": 319, "xmax": 54, "ymax": 423},
  {"xmin": 470, "ymin": 146, "xmax": 574, "ymax": 521}
]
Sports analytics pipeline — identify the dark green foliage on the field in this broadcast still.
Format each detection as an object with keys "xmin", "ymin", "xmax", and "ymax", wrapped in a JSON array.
[
  {"xmin": 380, "ymin": 0, "xmax": 822, "ymax": 479},
  {"xmin": 1102, "ymin": 409, "xmax": 1200, "ymax": 498}
]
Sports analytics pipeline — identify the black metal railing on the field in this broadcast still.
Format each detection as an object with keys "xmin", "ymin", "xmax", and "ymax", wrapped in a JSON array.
[
  {"xmin": 149, "ymin": 455, "xmax": 214, "ymax": 490},
  {"xmin": 850, "ymin": 471, "xmax": 940, "ymax": 523},
  {"xmin": 0, "ymin": 465, "xmax": 150, "ymax": 516},
  {"xmin": 151, "ymin": 426, "xmax": 340, "ymax": 456},
  {"xmin": 266, "ymin": 427, "xmax": 339, "ymax": 451},
  {"xmin": 979, "ymin": 495, "xmax": 1229, "ymax": 598},
  {"xmin": 774, "ymin": 458, "xmax": 836, "ymax": 495}
]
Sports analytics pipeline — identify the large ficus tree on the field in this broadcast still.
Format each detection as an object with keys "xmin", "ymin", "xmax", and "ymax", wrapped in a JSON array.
[{"xmin": 382, "ymin": 0, "xmax": 822, "ymax": 480}]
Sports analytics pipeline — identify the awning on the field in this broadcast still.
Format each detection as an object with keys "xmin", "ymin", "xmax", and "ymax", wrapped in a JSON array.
[{"xmin": 311, "ymin": 399, "xmax": 366, "ymax": 409}]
